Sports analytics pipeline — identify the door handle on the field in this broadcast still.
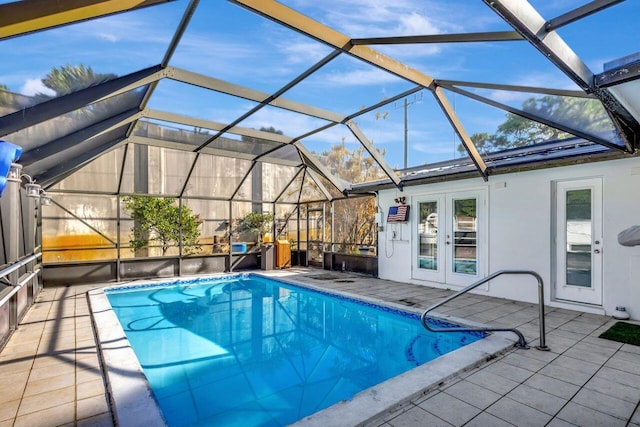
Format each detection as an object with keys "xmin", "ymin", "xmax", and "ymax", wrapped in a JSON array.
[{"xmin": 594, "ymin": 249, "xmax": 601, "ymax": 254}]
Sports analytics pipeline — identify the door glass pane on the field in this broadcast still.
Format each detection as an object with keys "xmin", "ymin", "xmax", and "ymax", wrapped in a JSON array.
[
  {"xmin": 453, "ymin": 199, "xmax": 477, "ymax": 274},
  {"xmin": 308, "ymin": 210, "xmax": 323, "ymax": 266},
  {"xmin": 418, "ymin": 201, "xmax": 438, "ymax": 270},
  {"xmin": 566, "ymin": 189, "xmax": 592, "ymax": 287}
]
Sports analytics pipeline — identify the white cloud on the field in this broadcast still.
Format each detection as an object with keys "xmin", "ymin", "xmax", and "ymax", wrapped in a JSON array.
[
  {"xmin": 397, "ymin": 12, "xmax": 441, "ymax": 35},
  {"xmin": 97, "ymin": 32, "xmax": 118, "ymax": 42},
  {"xmin": 279, "ymin": 41, "xmax": 330, "ymax": 65},
  {"xmin": 323, "ymin": 68, "xmax": 403, "ymax": 86},
  {"xmin": 20, "ymin": 79, "xmax": 55, "ymax": 97},
  {"xmin": 69, "ymin": 13, "xmax": 172, "ymax": 45}
]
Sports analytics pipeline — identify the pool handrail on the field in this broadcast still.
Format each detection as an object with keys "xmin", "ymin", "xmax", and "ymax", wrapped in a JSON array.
[{"xmin": 420, "ymin": 270, "xmax": 550, "ymax": 351}]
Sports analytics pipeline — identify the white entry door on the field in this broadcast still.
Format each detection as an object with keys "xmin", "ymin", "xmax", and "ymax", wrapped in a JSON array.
[
  {"xmin": 413, "ymin": 190, "xmax": 486, "ymax": 287},
  {"xmin": 555, "ymin": 178, "xmax": 603, "ymax": 305}
]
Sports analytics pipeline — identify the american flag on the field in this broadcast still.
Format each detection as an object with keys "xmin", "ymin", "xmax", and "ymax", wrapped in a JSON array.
[{"xmin": 387, "ymin": 205, "xmax": 409, "ymax": 222}]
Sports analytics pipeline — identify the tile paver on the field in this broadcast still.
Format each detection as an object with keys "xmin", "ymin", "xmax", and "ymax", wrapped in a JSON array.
[
  {"xmin": 0, "ymin": 399, "xmax": 20, "ymax": 423},
  {"xmin": 77, "ymin": 395, "xmax": 110, "ymax": 421},
  {"xmin": 505, "ymin": 384, "xmax": 568, "ymax": 415},
  {"xmin": 485, "ymin": 396, "xmax": 553, "ymax": 427},
  {"xmin": 555, "ymin": 402, "xmax": 627, "ymax": 427},
  {"xmin": 441, "ymin": 380, "xmax": 502, "ymax": 410},
  {"xmin": 499, "ymin": 352, "xmax": 548, "ymax": 372},
  {"xmin": 418, "ymin": 392, "xmax": 481, "ymax": 426},
  {"xmin": 464, "ymin": 370, "xmax": 520, "ymax": 395},
  {"xmin": 583, "ymin": 375, "xmax": 640, "ymax": 404},
  {"xmin": 481, "ymin": 360, "xmax": 534, "ymax": 383},
  {"xmin": 387, "ymin": 405, "xmax": 453, "ymax": 427},
  {"xmin": 13, "ymin": 401, "xmax": 75, "ymax": 427},
  {"xmin": 630, "ymin": 406, "xmax": 640, "ymax": 426},
  {"xmin": 0, "ymin": 269, "xmax": 638, "ymax": 427},
  {"xmin": 571, "ymin": 388, "xmax": 637, "ymax": 420},
  {"xmin": 544, "ymin": 418, "xmax": 577, "ymax": 427},
  {"xmin": 464, "ymin": 412, "xmax": 515, "ymax": 427}
]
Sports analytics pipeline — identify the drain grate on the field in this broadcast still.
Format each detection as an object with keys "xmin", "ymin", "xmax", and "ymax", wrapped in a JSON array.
[
  {"xmin": 334, "ymin": 279, "xmax": 355, "ymax": 283},
  {"xmin": 397, "ymin": 298, "xmax": 419, "ymax": 307},
  {"xmin": 308, "ymin": 274, "xmax": 342, "ymax": 281}
]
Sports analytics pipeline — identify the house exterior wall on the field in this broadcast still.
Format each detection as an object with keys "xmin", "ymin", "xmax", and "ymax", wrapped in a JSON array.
[{"xmin": 377, "ymin": 156, "xmax": 640, "ymax": 319}]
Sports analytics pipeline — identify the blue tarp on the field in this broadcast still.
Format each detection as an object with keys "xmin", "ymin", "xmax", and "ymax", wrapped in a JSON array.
[{"xmin": 0, "ymin": 141, "xmax": 23, "ymax": 197}]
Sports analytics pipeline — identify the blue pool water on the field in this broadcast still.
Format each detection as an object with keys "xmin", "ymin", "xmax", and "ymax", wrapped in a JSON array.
[{"xmin": 105, "ymin": 274, "xmax": 485, "ymax": 427}]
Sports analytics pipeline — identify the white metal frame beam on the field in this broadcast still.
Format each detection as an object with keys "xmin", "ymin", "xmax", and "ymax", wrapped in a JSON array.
[
  {"xmin": 433, "ymin": 87, "xmax": 488, "ymax": 180},
  {"xmin": 294, "ymin": 143, "xmax": 349, "ymax": 194},
  {"xmin": 127, "ymin": 135, "xmax": 301, "ymax": 167},
  {"xmin": 233, "ymin": 0, "xmax": 436, "ymax": 89},
  {"xmin": 351, "ymin": 31, "xmax": 523, "ymax": 45},
  {"xmin": 545, "ymin": 0, "xmax": 625, "ymax": 32},
  {"xmin": 232, "ymin": 0, "xmax": 492, "ymax": 181},
  {"xmin": 345, "ymin": 121, "xmax": 401, "ymax": 187},
  {"xmin": 144, "ymin": 109, "xmax": 293, "ymax": 144},
  {"xmin": 0, "ymin": 0, "xmax": 173, "ymax": 40},
  {"xmin": 166, "ymin": 67, "xmax": 345, "ymax": 123},
  {"xmin": 483, "ymin": 0, "xmax": 638, "ymax": 152}
]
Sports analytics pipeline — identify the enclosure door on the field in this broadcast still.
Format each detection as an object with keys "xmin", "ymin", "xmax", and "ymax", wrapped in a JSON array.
[
  {"xmin": 307, "ymin": 208, "xmax": 324, "ymax": 268},
  {"xmin": 555, "ymin": 178, "xmax": 603, "ymax": 305},
  {"xmin": 413, "ymin": 190, "xmax": 485, "ymax": 287}
]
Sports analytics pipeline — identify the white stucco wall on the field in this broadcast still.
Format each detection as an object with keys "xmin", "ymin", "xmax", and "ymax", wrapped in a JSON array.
[{"xmin": 377, "ymin": 156, "xmax": 640, "ymax": 319}]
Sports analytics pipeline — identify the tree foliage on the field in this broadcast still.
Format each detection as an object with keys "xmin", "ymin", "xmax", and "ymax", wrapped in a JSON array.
[
  {"xmin": 122, "ymin": 196, "xmax": 202, "ymax": 256},
  {"xmin": 320, "ymin": 140, "xmax": 386, "ymax": 184},
  {"xmin": 1, "ymin": 64, "xmax": 121, "ymax": 111},
  {"xmin": 459, "ymin": 96, "xmax": 610, "ymax": 155},
  {"xmin": 333, "ymin": 197, "xmax": 377, "ymax": 251},
  {"xmin": 0, "ymin": 84, "xmax": 19, "ymax": 109},
  {"xmin": 241, "ymin": 211, "xmax": 274, "ymax": 240},
  {"xmin": 40, "ymin": 64, "xmax": 116, "ymax": 97},
  {"xmin": 318, "ymin": 141, "xmax": 384, "ymax": 251}
]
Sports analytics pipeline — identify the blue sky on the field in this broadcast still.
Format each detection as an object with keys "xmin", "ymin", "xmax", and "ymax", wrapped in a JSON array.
[{"xmin": 1, "ymin": 0, "xmax": 639, "ymax": 170}]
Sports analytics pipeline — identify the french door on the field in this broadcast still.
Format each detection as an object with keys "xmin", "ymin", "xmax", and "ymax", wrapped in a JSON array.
[
  {"xmin": 555, "ymin": 178, "xmax": 603, "ymax": 305},
  {"xmin": 413, "ymin": 190, "xmax": 486, "ymax": 287}
]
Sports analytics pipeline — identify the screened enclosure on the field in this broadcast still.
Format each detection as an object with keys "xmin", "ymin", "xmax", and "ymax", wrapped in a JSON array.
[
  {"xmin": 40, "ymin": 140, "xmax": 377, "ymax": 278},
  {"xmin": 0, "ymin": 0, "xmax": 639, "ymax": 286}
]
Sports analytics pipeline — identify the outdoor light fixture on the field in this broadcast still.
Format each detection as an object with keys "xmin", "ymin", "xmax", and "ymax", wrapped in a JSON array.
[
  {"xmin": 40, "ymin": 190, "xmax": 52, "ymax": 206},
  {"xmin": 7, "ymin": 161, "xmax": 52, "ymax": 204},
  {"xmin": 9, "ymin": 164, "xmax": 43, "ymax": 198},
  {"xmin": 21, "ymin": 173, "xmax": 41, "ymax": 198},
  {"xmin": 25, "ymin": 182, "xmax": 41, "ymax": 198},
  {"xmin": 7, "ymin": 162, "xmax": 22, "ymax": 181}
]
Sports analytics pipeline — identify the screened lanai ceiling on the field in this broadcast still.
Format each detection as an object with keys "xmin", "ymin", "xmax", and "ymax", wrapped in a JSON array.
[{"xmin": 1, "ymin": 0, "xmax": 639, "ymax": 202}]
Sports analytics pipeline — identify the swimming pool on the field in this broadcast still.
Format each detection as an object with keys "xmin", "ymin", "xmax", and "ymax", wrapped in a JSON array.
[{"xmin": 90, "ymin": 273, "xmax": 516, "ymax": 427}]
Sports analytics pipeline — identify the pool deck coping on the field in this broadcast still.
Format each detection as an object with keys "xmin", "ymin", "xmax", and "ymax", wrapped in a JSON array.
[{"xmin": 89, "ymin": 288, "xmax": 166, "ymax": 427}]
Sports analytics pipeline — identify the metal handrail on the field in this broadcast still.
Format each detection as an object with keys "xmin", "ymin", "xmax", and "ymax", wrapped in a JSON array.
[
  {"xmin": 0, "ymin": 269, "xmax": 40, "ymax": 307},
  {"xmin": 0, "ymin": 253, "xmax": 42, "ymax": 281},
  {"xmin": 420, "ymin": 270, "xmax": 550, "ymax": 351}
]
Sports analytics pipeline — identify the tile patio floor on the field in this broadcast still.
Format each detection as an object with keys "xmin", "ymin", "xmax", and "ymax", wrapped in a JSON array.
[{"xmin": 1, "ymin": 269, "xmax": 639, "ymax": 426}]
